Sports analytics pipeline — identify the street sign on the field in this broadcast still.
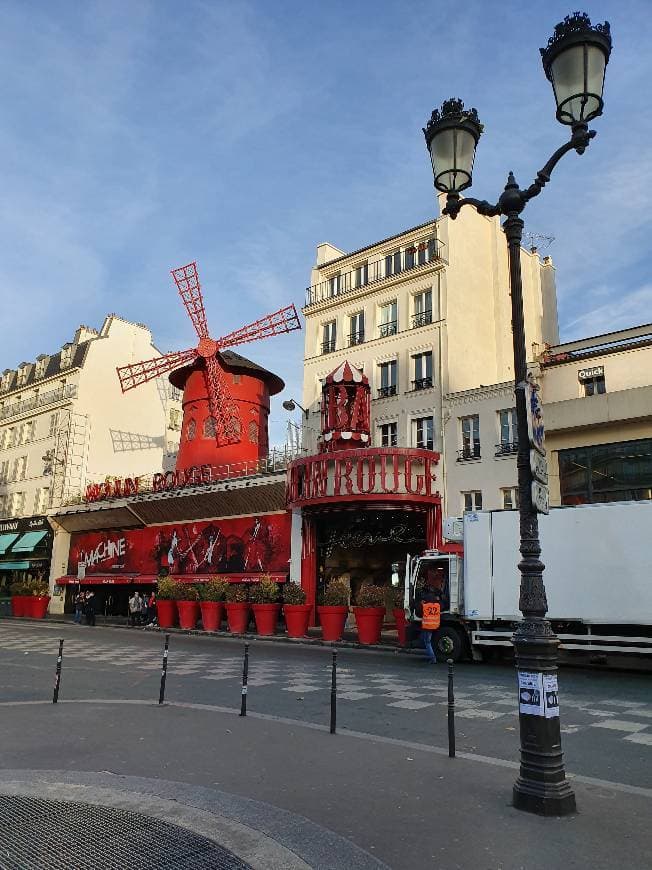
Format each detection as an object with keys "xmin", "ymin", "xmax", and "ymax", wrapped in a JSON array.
[
  {"xmin": 530, "ymin": 451, "xmax": 548, "ymax": 485},
  {"xmin": 77, "ymin": 563, "xmax": 85, "ymax": 580},
  {"xmin": 531, "ymin": 481, "xmax": 549, "ymax": 514},
  {"xmin": 526, "ymin": 376, "xmax": 546, "ymax": 455}
]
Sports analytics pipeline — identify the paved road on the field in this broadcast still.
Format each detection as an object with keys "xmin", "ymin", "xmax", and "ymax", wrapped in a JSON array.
[{"xmin": 0, "ymin": 620, "xmax": 650, "ymax": 789}]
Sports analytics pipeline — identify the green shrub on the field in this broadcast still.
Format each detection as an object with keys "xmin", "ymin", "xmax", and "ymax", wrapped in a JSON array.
[
  {"xmin": 175, "ymin": 583, "xmax": 201, "ymax": 601},
  {"xmin": 249, "ymin": 578, "xmax": 279, "ymax": 604},
  {"xmin": 157, "ymin": 577, "xmax": 180, "ymax": 600},
  {"xmin": 321, "ymin": 577, "xmax": 349, "ymax": 607},
  {"xmin": 225, "ymin": 583, "xmax": 249, "ymax": 603},
  {"xmin": 283, "ymin": 583, "xmax": 307, "ymax": 605},
  {"xmin": 200, "ymin": 578, "xmax": 228, "ymax": 601},
  {"xmin": 355, "ymin": 584, "xmax": 386, "ymax": 608},
  {"xmin": 392, "ymin": 586, "xmax": 406, "ymax": 608},
  {"xmin": 10, "ymin": 580, "xmax": 27, "ymax": 596}
]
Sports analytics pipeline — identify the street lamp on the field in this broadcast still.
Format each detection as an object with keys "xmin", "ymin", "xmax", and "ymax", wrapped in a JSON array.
[
  {"xmin": 423, "ymin": 12, "xmax": 611, "ymax": 817},
  {"xmin": 282, "ymin": 398, "xmax": 309, "ymax": 419}
]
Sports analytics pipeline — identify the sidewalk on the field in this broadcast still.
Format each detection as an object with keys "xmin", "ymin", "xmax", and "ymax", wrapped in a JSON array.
[{"xmin": 0, "ymin": 698, "xmax": 649, "ymax": 869}]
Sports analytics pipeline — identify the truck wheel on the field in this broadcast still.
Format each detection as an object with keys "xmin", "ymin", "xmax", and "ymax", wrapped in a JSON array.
[{"xmin": 434, "ymin": 626, "xmax": 464, "ymax": 662}]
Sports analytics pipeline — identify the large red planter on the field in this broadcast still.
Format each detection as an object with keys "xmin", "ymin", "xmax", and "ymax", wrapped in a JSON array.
[
  {"xmin": 252, "ymin": 603, "xmax": 280, "ymax": 636},
  {"xmin": 11, "ymin": 596, "xmax": 25, "ymax": 617},
  {"xmin": 225, "ymin": 602, "xmax": 250, "ymax": 634},
  {"xmin": 31, "ymin": 596, "xmax": 50, "ymax": 619},
  {"xmin": 284, "ymin": 604, "xmax": 312, "ymax": 638},
  {"xmin": 393, "ymin": 607, "xmax": 408, "ymax": 646},
  {"xmin": 317, "ymin": 606, "xmax": 348, "ymax": 642},
  {"xmin": 157, "ymin": 599, "xmax": 177, "ymax": 628},
  {"xmin": 177, "ymin": 600, "xmax": 200, "ymax": 630},
  {"xmin": 200, "ymin": 601, "xmax": 224, "ymax": 632},
  {"xmin": 353, "ymin": 606, "xmax": 386, "ymax": 645}
]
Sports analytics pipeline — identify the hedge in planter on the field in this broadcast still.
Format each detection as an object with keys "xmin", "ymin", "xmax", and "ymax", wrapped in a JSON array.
[
  {"xmin": 199, "ymin": 578, "xmax": 228, "ymax": 632},
  {"xmin": 27, "ymin": 580, "xmax": 51, "ymax": 619},
  {"xmin": 225, "ymin": 583, "xmax": 250, "ymax": 633},
  {"xmin": 175, "ymin": 584, "xmax": 201, "ymax": 630},
  {"xmin": 283, "ymin": 582, "xmax": 311, "ymax": 638},
  {"xmin": 250, "ymin": 577, "xmax": 280, "ymax": 636},
  {"xmin": 317, "ymin": 578, "xmax": 349, "ymax": 642},
  {"xmin": 156, "ymin": 578, "xmax": 180, "ymax": 628},
  {"xmin": 353, "ymin": 584, "xmax": 386, "ymax": 645},
  {"xmin": 10, "ymin": 580, "xmax": 29, "ymax": 617}
]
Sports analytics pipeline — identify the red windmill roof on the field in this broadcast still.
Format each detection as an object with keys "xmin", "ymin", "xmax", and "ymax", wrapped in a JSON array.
[
  {"xmin": 170, "ymin": 349, "xmax": 284, "ymax": 395},
  {"xmin": 325, "ymin": 360, "xmax": 368, "ymax": 385}
]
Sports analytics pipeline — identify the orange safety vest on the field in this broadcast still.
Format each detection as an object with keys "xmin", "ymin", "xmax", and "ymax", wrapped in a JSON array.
[{"xmin": 422, "ymin": 601, "xmax": 441, "ymax": 630}]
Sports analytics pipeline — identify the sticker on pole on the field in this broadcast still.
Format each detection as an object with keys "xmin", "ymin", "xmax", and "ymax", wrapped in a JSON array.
[
  {"xmin": 518, "ymin": 671, "xmax": 544, "ymax": 716},
  {"xmin": 543, "ymin": 674, "xmax": 559, "ymax": 718}
]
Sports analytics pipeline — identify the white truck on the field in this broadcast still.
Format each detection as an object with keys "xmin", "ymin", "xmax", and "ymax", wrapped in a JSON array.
[{"xmin": 403, "ymin": 500, "xmax": 652, "ymax": 665}]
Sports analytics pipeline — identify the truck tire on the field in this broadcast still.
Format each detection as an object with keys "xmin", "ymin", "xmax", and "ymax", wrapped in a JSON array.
[{"xmin": 434, "ymin": 626, "xmax": 464, "ymax": 662}]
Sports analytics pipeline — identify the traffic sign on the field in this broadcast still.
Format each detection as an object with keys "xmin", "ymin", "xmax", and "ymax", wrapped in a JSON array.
[
  {"xmin": 531, "ymin": 481, "xmax": 549, "ymax": 514},
  {"xmin": 77, "ymin": 563, "xmax": 85, "ymax": 580},
  {"xmin": 530, "ymin": 451, "xmax": 548, "ymax": 485}
]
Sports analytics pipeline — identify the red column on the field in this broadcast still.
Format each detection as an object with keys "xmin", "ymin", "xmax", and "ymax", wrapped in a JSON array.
[
  {"xmin": 426, "ymin": 503, "xmax": 442, "ymax": 549},
  {"xmin": 301, "ymin": 514, "xmax": 318, "ymax": 625}
]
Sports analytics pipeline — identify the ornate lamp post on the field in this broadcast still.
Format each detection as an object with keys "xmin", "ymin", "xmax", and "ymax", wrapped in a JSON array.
[{"xmin": 423, "ymin": 12, "xmax": 612, "ymax": 816}]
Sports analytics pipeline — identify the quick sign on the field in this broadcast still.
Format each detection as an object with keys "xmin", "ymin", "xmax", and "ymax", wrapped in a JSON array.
[{"xmin": 578, "ymin": 366, "xmax": 604, "ymax": 381}]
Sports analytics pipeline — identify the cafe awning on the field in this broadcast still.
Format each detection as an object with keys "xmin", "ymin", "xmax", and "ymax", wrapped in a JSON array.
[
  {"xmin": 0, "ymin": 561, "xmax": 30, "ymax": 570},
  {"xmin": 10, "ymin": 530, "xmax": 49, "ymax": 553},
  {"xmin": 0, "ymin": 533, "xmax": 19, "ymax": 554}
]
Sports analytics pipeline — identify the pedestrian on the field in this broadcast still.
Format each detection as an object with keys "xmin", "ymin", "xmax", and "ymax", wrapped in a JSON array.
[
  {"xmin": 73, "ymin": 589, "xmax": 84, "ymax": 624},
  {"xmin": 85, "ymin": 592, "xmax": 96, "ymax": 627},
  {"xmin": 146, "ymin": 591, "xmax": 157, "ymax": 626},
  {"xmin": 129, "ymin": 591, "xmax": 141, "ymax": 627},
  {"xmin": 415, "ymin": 584, "xmax": 441, "ymax": 664},
  {"xmin": 139, "ymin": 592, "xmax": 148, "ymax": 626}
]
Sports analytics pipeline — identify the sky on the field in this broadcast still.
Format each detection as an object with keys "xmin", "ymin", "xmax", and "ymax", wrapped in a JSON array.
[{"xmin": 0, "ymin": 0, "xmax": 650, "ymax": 448}]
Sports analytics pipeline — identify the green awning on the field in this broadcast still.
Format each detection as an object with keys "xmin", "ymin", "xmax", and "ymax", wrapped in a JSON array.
[
  {"xmin": 0, "ymin": 534, "xmax": 19, "ymax": 554},
  {"xmin": 11, "ymin": 530, "xmax": 48, "ymax": 552},
  {"xmin": 0, "ymin": 561, "xmax": 30, "ymax": 570}
]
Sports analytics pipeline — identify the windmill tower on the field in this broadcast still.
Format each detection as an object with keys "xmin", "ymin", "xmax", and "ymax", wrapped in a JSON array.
[{"xmin": 117, "ymin": 263, "xmax": 300, "ymax": 473}]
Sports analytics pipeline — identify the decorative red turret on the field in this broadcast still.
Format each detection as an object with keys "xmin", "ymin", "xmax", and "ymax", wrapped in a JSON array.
[
  {"xmin": 116, "ymin": 262, "xmax": 300, "ymax": 472},
  {"xmin": 319, "ymin": 361, "xmax": 371, "ymax": 452}
]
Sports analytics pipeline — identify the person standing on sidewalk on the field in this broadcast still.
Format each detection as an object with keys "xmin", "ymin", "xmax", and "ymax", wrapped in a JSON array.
[
  {"xmin": 85, "ymin": 592, "xmax": 96, "ymax": 626},
  {"xmin": 129, "ymin": 591, "xmax": 141, "ymax": 627},
  {"xmin": 73, "ymin": 590, "xmax": 84, "ymax": 624},
  {"xmin": 415, "ymin": 586, "xmax": 441, "ymax": 664}
]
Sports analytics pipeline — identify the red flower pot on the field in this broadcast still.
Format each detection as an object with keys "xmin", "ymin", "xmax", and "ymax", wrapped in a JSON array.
[
  {"xmin": 353, "ymin": 606, "xmax": 386, "ymax": 645},
  {"xmin": 283, "ymin": 604, "xmax": 312, "ymax": 638},
  {"xmin": 11, "ymin": 596, "xmax": 25, "ymax": 617},
  {"xmin": 177, "ymin": 599, "xmax": 200, "ymax": 630},
  {"xmin": 200, "ymin": 600, "xmax": 224, "ymax": 632},
  {"xmin": 317, "ymin": 605, "xmax": 348, "ymax": 642},
  {"xmin": 252, "ymin": 603, "xmax": 280, "ymax": 636},
  {"xmin": 393, "ymin": 607, "xmax": 408, "ymax": 646},
  {"xmin": 225, "ymin": 602, "xmax": 250, "ymax": 634},
  {"xmin": 157, "ymin": 599, "xmax": 177, "ymax": 628},
  {"xmin": 31, "ymin": 596, "xmax": 50, "ymax": 619}
]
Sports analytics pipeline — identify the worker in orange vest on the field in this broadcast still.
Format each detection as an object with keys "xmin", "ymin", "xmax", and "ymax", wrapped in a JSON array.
[{"xmin": 415, "ymin": 585, "xmax": 441, "ymax": 664}]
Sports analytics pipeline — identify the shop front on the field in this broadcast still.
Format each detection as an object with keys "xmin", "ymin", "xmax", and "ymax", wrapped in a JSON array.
[{"xmin": 0, "ymin": 516, "xmax": 52, "ymax": 610}]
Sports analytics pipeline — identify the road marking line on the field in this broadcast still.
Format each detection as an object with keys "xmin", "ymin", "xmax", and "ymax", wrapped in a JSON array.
[{"xmin": 591, "ymin": 720, "xmax": 648, "ymax": 733}]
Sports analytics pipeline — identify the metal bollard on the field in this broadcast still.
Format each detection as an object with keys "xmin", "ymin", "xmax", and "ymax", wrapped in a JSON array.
[
  {"xmin": 330, "ymin": 650, "xmax": 337, "ymax": 734},
  {"xmin": 158, "ymin": 633, "xmax": 170, "ymax": 705},
  {"xmin": 240, "ymin": 643, "xmax": 249, "ymax": 717},
  {"xmin": 52, "ymin": 639, "xmax": 64, "ymax": 704},
  {"xmin": 447, "ymin": 658, "xmax": 456, "ymax": 758}
]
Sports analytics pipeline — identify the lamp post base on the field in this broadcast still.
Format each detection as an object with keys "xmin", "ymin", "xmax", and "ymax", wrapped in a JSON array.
[{"xmin": 513, "ymin": 778, "xmax": 576, "ymax": 816}]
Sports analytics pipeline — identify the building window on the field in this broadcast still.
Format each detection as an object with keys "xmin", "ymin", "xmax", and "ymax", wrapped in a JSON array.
[
  {"xmin": 168, "ymin": 408, "xmax": 181, "ymax": 431},
  {"xmin": 385, "ymin": 250, "xmax": 402, "ymax": 278},
  {"xmin": 462, "ymin": 491, "xmax": 483, "ymax": 512},
  {"xmin": 35, "ymin": 357, "xmax": 47, "ymax": 379},
  {"xmin": 0, "ymin": 494, "xmax": 7, "ymax": 517},
  {"xmin": 501, "ymin": 487, "xmax": 519, "ymax": 510},
  {"xmin": 203, "ymin": 417, "xmax": 216, "ymax": 439},
  {"xmin": 17, "ymin": 366, "xmax": 29, "ymax": 386},
  {"xmin": 0, "ymin": 460, "xmax": 8, "ymax": 483},
  {"xmin": 349, "ymin": 312, "xmax": 365, "ymax": 346},
  {"xmin": 417, "ymin": 238, "xmax": 437, "ymax": 265},
  {"xmin": 379, "ymin": 301, "xmax": 397, "ymax": 338},
  {"xmin": 459, "ymin": 415, "xmax": 481, "ymax": 460},
  {"xmin": 34, "ymin": 487, "xmax": 50, "ymax": 513},
  {"xmin": 559, "ymin": 438, "xmax": 652, "ymax": 505},
  {"xmin": 379, "ymin": 422, "xmax": 398, "ymax": 447},
  {"xmin": 49, "ymin": 413, "xmax": 59, "ymax": 437},
  {"xmin": 322, "ymin": 321, "xmax": 336, "ymax": 354},
  {"xmin": 186, "ymin": 418, "xmax": 196, "ymax": 441},
  {"xmin": 354, "ymin": 261, "xmax": 368, "ymax": 288},
  {"xmin": 3, "ymin": 427, "xmax": 15, "ymax": 449},
  {"xmin": 412, "ymin": 351, "xmax": 433, "ymax": 390},
  {"xmin": 414, "ymin": 416, "xmax": 434, "ymax": 450},
  {"xmin": 378, "ymin": 360, "xmax": 397, "ymax": 397},
  {"xmin": 61, "ymin": 344, "xmax": 73, "ymax": 368},
  {"xmin": 328, "ymin": 273, "xmax": 341, "ymax": 297},
  {"xmin": 496, "ymin": 408, "xmax": 518, "ymax": 455},
  {"xmin": 11, "ymin": 491, "xmax": 25, "ymax": 517},
  {"xmin": 412, "ymin": 289, "xmax": 433, "ymax": 328},
  {"xmin": 583, "ymin": 374, "xmax": 606, "ymax": 396}
]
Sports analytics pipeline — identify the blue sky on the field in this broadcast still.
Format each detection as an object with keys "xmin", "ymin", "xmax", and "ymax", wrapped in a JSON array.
[{"xmin": 1, "ymin": 1, "xmax": 650, "ymax": 447}]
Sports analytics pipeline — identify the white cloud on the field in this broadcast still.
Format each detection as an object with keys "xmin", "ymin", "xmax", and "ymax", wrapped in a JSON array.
[{"xmin": 562, "ymin": 283, "xmax": 652, "ymax": 339}]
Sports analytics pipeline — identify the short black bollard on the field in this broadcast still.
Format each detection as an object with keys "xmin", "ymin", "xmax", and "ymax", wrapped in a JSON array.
[
  {"xmin": 330, "ymin": 650, "xmax": 337, "ymax": 734},
  {"xmin": 240, "ymin": 643, "xmax": 249, "ymax": 717},
  {"xmin": 447, "ymin": 658, "xmax": 456, "ymax": 758},
  {"xmin": 158, "ymin": 633, "xmax": 170, "ymax": 705},
  {"xmin": 52, "ymin": 639, "xmax": 64, "ymax": 704}
]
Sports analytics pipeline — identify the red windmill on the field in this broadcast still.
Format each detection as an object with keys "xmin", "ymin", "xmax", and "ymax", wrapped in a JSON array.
[{"xmin": 117, "ymin": 262, "xmax": 301, "ymax": 473}]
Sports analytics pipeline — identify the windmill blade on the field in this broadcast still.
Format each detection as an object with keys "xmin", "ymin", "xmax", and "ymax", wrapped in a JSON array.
[
  {"xmin": 205, "ymin": 354, "xmax": 243, "ymax": 445},
  {"xmin": 171, "ymin": 262, "xmax": 209, "ymax": 340},
  {"xmin": 216, "ymin": 304, "xmax": 301, "ymax": 350},
  {"xmin": 117, "ymin": 348, "xmax": 197, "ymax": 392}
]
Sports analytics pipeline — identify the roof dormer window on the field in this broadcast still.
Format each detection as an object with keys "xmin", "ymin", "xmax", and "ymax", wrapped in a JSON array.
[
  {"xmin": 16, "ymin": 363, "xmax": 30, "ymax": 386},
  {"xmin": 35, "ymin": 355, "xmax": 48, "ymax": 380},
  {"xmin": 60, "ymin": 343, "xmax": 73, "ymax": 368},
  {"xmin": 1, "ymin": 370, "xmax": 14, "ymax": 392}
]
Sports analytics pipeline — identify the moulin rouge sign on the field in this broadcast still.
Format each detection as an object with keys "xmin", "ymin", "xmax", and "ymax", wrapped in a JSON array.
[{"xmin": 84, "ymin": 465, "xmax": 219, "ymax": 503}]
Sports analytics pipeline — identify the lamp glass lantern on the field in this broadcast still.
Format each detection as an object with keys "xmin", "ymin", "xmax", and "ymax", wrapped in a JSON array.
[
  {"xmin": 541, "ymin": 13, "xmax": 612, "ymax": 127},
  {"xmin": 423, "ymin": 99, "xmax": 483, "ymax": 194}
]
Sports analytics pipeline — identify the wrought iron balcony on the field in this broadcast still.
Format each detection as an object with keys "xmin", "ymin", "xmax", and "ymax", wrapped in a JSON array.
[
  {"xmin": 348, "ymin": 331, "xmax": 365, "ymax": 346},
  {"xmin": 321, "ymin": 340, "xmax": 336, "ymax": 355},
  {"xmin": 412, "ymin": 377, "xmax": 433, "ymax": 391},
  {"xmin": 0, "ymin": 384, "xmax": 77, "ymax": 423},
  {"xmin": 412, "ymin": 311, "xmax": 433, "ymax": 328},
  {"xmin": 379, "ymin": 321, "xmax": 398, "ymax": 339},
  {"xmin": 495, "ymin": 440, "xmax": 519, "ymax": 456},
  {"xmin": 377, "ymin": 385, "xmax": 397, "ymax": 398},
  {"xmin": 457, "ymin": 444, "xmax": 481, "ymax": 461},
  {"xmin": 305, "ymin": 235, "xmax": 443, "ymax": 307}
]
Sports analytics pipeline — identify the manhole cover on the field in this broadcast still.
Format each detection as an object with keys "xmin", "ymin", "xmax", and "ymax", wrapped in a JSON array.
[{"xmin": 0, "ymin": 795, "xmax": 253, "ymax": 869}]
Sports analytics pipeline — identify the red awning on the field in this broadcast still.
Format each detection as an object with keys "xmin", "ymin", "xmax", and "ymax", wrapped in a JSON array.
[{"xmin": 56, "ymin": 572, "xmax": 287, "ymax": 586}]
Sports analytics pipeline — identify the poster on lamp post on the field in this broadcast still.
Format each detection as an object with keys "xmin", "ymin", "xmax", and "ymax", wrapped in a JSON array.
[
  {"xmin": 518, "ymin": 671, "xmax": 544, "ymax": 716},
  {"xmin": 526, "ymin": 375, "xmax": 546, "ymax": 456}
]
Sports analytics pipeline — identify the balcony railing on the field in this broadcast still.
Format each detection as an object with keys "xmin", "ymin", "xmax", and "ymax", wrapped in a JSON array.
[
  {"xmin": 412, "ymin": 377, "xmax": 433, "ymax": 391},
  {"xmin": 305, "ymin": 236, "xmax": 443, "ymax": 307},
  {"xmin": 348, "ymin": 331, "xmax": 365, "ymax": 346},
  {"xmin": 377, "ymin": 385, "xmax": 397, "ymax": 398},
  {"xmin": 379, "ymin": 321, "xmax": 397, "ymax": 338},
  {"xmin": 321, "ymin": 340, "xmax": 336, "ymax": 355},
  {"xmin": 0, "ymin": 384, "xmax": 77, "ymax": 422},
  {"xmin": 495, "ymin": 441, "xmax": 519, "ymax": 456},
  {"xmin": 457, "ymin": 444, "xmax": 481, "ymax": 461},
  {"xmin": 412, "ymin": 311, "xmax": 433, "ymax": 328}
]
